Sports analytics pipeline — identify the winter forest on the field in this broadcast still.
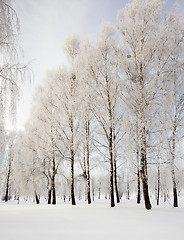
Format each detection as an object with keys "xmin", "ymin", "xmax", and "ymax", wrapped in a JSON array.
[{"xmin": 1, "ymin": 0, "xmax": 184, "ymax": 224}]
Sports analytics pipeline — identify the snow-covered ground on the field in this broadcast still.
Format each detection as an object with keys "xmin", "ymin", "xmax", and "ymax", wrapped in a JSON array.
[{"xmin": 0, "ymin": 198, "xmax": 183, "ymax": 240}]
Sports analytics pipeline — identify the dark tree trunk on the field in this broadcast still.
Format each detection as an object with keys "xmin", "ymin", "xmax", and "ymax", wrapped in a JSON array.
[
  {"xmin": 113, "ymin": 127, "xmax": 120, "ymax": 204},
  {"xmin": 51, "ymin": 151, "xmax": 57, "ymax": 205},
  {"xmin": 137, "ymin": 150, "xmax": 141, "ymax": 204},
  {"xmin": 71, "ymin": 154, "xmax": 76, "ymax": 205},
  {"xmin": 5, "ymin": 188, "xmax": 9, "ymax": 202},
  {"xmin": 171, "ymin": 118, "xmax": 178, "ymax": 208},
  {"xmin": 141, "ymin": 176, "xmax": 151, "ymax": 209},
  {"xmin": 109, "ymin": 127, "xmax": 115, "ymax": 208},
  {"xmin": 173, "ymin": 187, "xmax": 178, "ymax": 207},
  {"xmin": 35, "ymin": 192, "xmax": 40, "ymax": 204},
  {"xmin": 157, "ymin": 165, "xmax": 160, "ymax": 205},
  {"xmin": 172, "ymin": 169, "xmax": 178, "ymax": 207},
  {"xmin": 5, "ymin": 158, "xmax": 12, "ymax": 202},
  {"xmin": 140, "ymin": 127, "xmax": 152, "ymax": 210},
  {"xmin": 52, "ymin": 178, "xmax": 56, "ymax": 205},
  {"xmin": 137, "ymin": 171, "xmax": 141, "ymax": 204},
  {"xmin": 105, "ymin": 75, "xmax": 115, "ymax": 208},
  {"xmin": 87, "ymin": 185, "xmax": 91, "ymax": 204},
  {"xmin": 70, "ymin": 115, "xmax": 76, "ymax": 206},
  {"xmin": 48, "ymin": 189, "xmax": 52, "ymax": 204},
  {"xmin": 114, "ymin": 157, "xmax": 120, "ymax": 203},
  {"xmin": 86, "ymin": 119, "xmax": 91, "ymax": 204},
  {"xmin": 139, "ymin": 66, "xmax": 151, "ymax": 210}
]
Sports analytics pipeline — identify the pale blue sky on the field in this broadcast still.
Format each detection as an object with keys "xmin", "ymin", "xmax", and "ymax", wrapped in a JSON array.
[{"xmin": 9, "ymin": 0, "xmax": 184, "ymax": 130}]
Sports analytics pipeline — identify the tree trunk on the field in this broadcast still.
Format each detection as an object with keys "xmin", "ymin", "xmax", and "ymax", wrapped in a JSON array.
[
  {"xmin": 98, "ymin": 185, "xmax": 101, "ymax": 199},
  {"xmin": 127, "ymin": 179, "xmax": 130, "ymax": 200},
  {"xmin": 137, "ymin": 170, "xmax": 141, "ymax": 204},
  {"xmin": 114, "ymin": 160, "xmax": 120, "ymax": 203},
  {"xmin": 173, "ymin": 186, "xmax": 178, "ymax": 207},
  {"xmin": 171, "ymin": 168, "xmax": 178, "ymax": 207},
  {"xmin": 35, "ymin": 191, "xmax": 40, "ymax": 204},
  {"xmin": 164, "ymin": 193, "xmax": 166, "ymax": 202},
  {"xmin": 171, "ymin": 116, "xmax": 178, "ymax": 207},
  {"xmin": 113, "ymin": 127, "xmax": 120, "ymax": 204},
  {"xmin": 52, "ymin": 177, "xmax": 56, "ymax": 205},
  {"xmin": 109, "ymin": 126, "xmax": 115, "ymax": 208},
  {"xmin": 137, "ymin": 150, "xmax": 141, "ymax": 204},
  {"xmin": 92, "ymin": 187, "xmax": 95, "ymax": 201},
  {"xmin": 48, "ymin": 189, "xmax": 52, "ymax": 204},
  {"xmin": 70, "ymin": 115, "xmax": 76, "ymax": 206},
  {"xmin": 5, "ymin": 188, "xmax": 9, "ymax": 202},
  {"xmin": 86, "ymin": 119, "xmax": 91, "ymax": 204},
  {"xmin": 139, "ymin": 63, "xmax": 151, "ymax": 210},
  {"xmin": 71, "ymin": 153, "xmax": 76, "ymax": 205},
  {"xmin": 5, "ymin": 158, "xmax": 12, "ymax": 202},
  {"xmin": 140, "ymin": 126, "xmax": 152, "ymax": 210},
  {"xmin": 157, "ymin": 164, "xmax": 160, "ymax": 205},
  {"xmin": 51, "ymin": 149, "xmax": 56, "ymax": 204}
]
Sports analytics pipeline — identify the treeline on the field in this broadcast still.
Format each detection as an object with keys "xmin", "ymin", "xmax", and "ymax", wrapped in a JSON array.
[{"xmin": 2, "ymin": 0, "xmax": 184, "ymax": 209}]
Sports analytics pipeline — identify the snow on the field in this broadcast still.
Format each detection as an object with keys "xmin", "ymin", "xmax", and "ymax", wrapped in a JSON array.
[{"xmin": 0, "ymin": 199, "xmax": 184, "ymax": 240}]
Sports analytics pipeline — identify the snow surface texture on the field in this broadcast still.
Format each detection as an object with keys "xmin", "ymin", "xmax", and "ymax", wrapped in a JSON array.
[{"xmin": 0, "ymin": 199, "xmax": 183, "ymax": 240}]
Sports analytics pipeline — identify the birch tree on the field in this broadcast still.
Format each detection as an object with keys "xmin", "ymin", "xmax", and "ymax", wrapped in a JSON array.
[
  {"xmin": 30, "ymin": 83, "xmax": 65, "ymax": 205},
  {"xmin": 84, "ymin": 23, "xmax": 122, "ymax": 207},
  {"xmin": 0, "ymin": 0, "xmax": 27, "ymax": 120},
  {"xmin": 162, "ymin": 65, "xmax": 184, "ymax": 207},
  {"xmin": 117, "ymin": 0, "xmax": 184, "ymax": 209},
  {"xmin": 45, "ymin": 34, "xmax": 82, "ymax": 205}
]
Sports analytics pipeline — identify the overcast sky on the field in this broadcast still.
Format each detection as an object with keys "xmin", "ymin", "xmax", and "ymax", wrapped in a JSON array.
[{"xmin": 9, "ymin": 0, "xmax": 184, "ymax": 130}]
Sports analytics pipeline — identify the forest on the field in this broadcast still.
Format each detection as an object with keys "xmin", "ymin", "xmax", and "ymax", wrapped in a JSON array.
[{"xmin": 1, "ymin": 0, "xmax": 184, "ymax": 212}]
